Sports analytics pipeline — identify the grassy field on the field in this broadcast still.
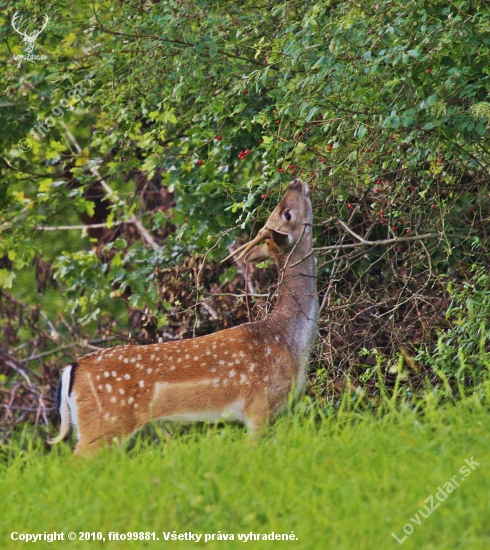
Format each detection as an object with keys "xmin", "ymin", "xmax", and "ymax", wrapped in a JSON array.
[{"xmin": 1, "ymin": 399, "xmax": 489, "ymax": 550}]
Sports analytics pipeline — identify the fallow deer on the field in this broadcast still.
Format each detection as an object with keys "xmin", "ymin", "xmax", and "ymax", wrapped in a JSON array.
[{"xmin": 49, "ymin": 178, "xmax": 318, "ymax": 455}]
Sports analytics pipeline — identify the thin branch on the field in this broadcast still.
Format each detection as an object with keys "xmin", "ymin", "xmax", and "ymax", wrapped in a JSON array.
[{"xmin": 289, "ymin": 231, "xmax": 469, "ymax": 268}]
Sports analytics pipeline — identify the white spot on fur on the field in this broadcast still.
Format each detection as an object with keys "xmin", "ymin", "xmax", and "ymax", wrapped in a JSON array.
[
  {"xmin": 124, "ymin": 374, "xmax": 130, "ymax": 380},
  {"xmin": 128, "ymin": 397, "xmax": 134, "ymax": 404},
  {"xmin": 106, "ymin": 384, "xmax": 112, "ymax": 392},
  {"xmin": 139, "ymin": 380, "xmax": 144, "ymax": 388},
  {"xmin": 104, "ymin": 371, "xmax": 110, "ymax": 377},
  {"xmin": 229, "ymin": 369, "xmax": 236, "ymax": 378},
  {"xmin": 110, "ymin": 396, "xmax": 116, "ymax": 403},
  {"xmin": 119, "ymin": 388, "xmax": 125, "ymax": 395}
]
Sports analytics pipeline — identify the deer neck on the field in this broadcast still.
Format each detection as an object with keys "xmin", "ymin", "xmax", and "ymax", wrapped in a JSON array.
[{"xmin": 268, "ymin": 232, "xmax": 318, "ymax": 357}]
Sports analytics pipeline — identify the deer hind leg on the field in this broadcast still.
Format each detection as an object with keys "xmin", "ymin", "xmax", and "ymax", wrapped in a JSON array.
[
  {"xmin": 73, "ymin": 409, "xmax": 137, "ymax": 456},
  {"xmin": 74, "ymin": 435, "xmax": 112, "ymax": 457}
]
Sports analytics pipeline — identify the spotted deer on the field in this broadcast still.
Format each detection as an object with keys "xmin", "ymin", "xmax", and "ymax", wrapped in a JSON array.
[{"xmin": 49, "ymin": 178, "xmax": 318, "ymax": 455}]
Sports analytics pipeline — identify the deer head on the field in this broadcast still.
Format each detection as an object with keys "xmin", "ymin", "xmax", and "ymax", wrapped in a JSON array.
[{"xmin": 223, "ymin": 178, "xmax": 313, "ymax": 266}]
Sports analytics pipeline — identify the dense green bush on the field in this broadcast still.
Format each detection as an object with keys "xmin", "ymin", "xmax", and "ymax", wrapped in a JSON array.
[
  {"xmin": 1, "ymin": 0, "xmax": 490, "ymax": 435},
  {"xmin": 418, "ymin": 267, "xmax": 490, "ymax": 390}
]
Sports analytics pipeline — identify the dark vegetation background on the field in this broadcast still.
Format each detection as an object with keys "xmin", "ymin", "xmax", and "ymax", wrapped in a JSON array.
[{"xmin": 1, "ymin": 0, "xmax": 489, "ymax": 442}]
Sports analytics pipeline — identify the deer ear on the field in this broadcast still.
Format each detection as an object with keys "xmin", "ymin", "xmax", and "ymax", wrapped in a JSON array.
[
  {"xmin": 242, "ymin": 244, "xmax": 272, "ymax": 264},
  {"xmin": 269, "ymin": 228, "xmax": 291, "ymax": 250}
]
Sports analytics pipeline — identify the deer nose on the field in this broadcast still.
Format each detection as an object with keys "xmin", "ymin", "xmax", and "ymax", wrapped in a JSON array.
[{"xmin": 290, "ymin": 178, "xmax": 307, "ymax": 192}]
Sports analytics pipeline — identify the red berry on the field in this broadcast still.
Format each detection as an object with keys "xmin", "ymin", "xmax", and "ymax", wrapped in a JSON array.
[
  {"xmin": 367, "ymin": 160, "xmax": 372, "ymax": 165},
  {"xmin": 216, "ymin": 135, "xmax": 222, "ymax": 141},
  {"xmin": 379, "ymin": 210, "xmax": 385, "ymax": 217},
  {"xmin": 431, "ymin": 204, "xmax": 436, "ymax": 208},
  {"xmin": 276, "ymin": 120, "xmax": 281, "ymax": 124},
  {"xmin": 245, "ymin": 149, "xmax": 252, "ymax": 154},
  {"xmin": 296, "ymin": 132, "xmax": 303, "ymax": 139},
  {"xmin": 288, "ymin": 164, "xmax": 295, "ymax": 169},
  {"xmin": 258, "ymin": 139, "xmax": 263, "ymax": 143},
  {"xmin": 348, "ymin": 203, "xmax": 353, "ymax": 209},
  {"xmin": 410, "ymin": 186, "xmax": 416, "ymax": 192},
  {"xmin": 320, "ymin": 158, "xmax": 327, "ymax": 164},
  {"xmin": 392, "ymin": 226, "xmax": 397, "ymax": 231},
  {"xmin": 387, "ymin": 150, "xmax": 393, "ymax": 155},
  {"xmin": 405, "ymin": 221, "xmax": 410, "ymax": 226},
  {"xmin": 366, "ymin": 149, "xmax": 372, "ymax": 153},
  {"xmin": 197, "ymin": 159, "xmax": 203, "ymax": 165},
  {"xmin": 406, "ymin": 229, "xmax": 411, "ymax": 234},
  {"xmin": 244, "ymin": 90, "xmax": 249, "ymax": 95},
  {"xmin": 261, "ymin": 194, "xmax": 268, "ymax": 199},
  {"xmin": 327, "ymin": 143, "xmax": 333, "ymax": 151},
  {"xmin": 426, "ymin": 69, "xmax": 432, "ymax": 73},
  {"xmin": 376, "ymin": 178, "xmax": 382, "ymax": 184},
  {"xmin": 376, "ymin": 188, "xmax": 381, "ymax": 193},
  {"xmin": 278, "ymin": 168, "xmax": 284, "ymax": 173}
]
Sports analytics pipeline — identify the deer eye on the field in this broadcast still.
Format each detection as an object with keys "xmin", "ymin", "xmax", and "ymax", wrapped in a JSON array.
[{"xmin": 284, "ymin": 210, "xmax": 292, "ymax": 221}]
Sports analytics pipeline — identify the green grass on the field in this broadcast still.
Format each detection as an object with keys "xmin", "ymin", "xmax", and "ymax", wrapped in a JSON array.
[{"xmin": 1, "ymin": 400, "xmax": 489, "ymax": 550}]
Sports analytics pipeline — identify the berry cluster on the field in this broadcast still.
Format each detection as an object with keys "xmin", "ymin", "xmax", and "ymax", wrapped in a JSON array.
[{"xmin": 238, "ymin": 149, "xmax": 252, "ymax": 160}]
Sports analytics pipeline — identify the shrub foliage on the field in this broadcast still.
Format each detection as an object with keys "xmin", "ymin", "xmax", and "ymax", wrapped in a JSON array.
[{"xmin": 1, "ymin": 0, "xmax": 489, "ymax": 438}]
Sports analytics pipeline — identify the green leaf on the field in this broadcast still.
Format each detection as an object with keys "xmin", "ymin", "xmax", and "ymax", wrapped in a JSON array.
[{"xmin": 0, "ymin": 269, "xmax": 16, "ymax": 289}]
